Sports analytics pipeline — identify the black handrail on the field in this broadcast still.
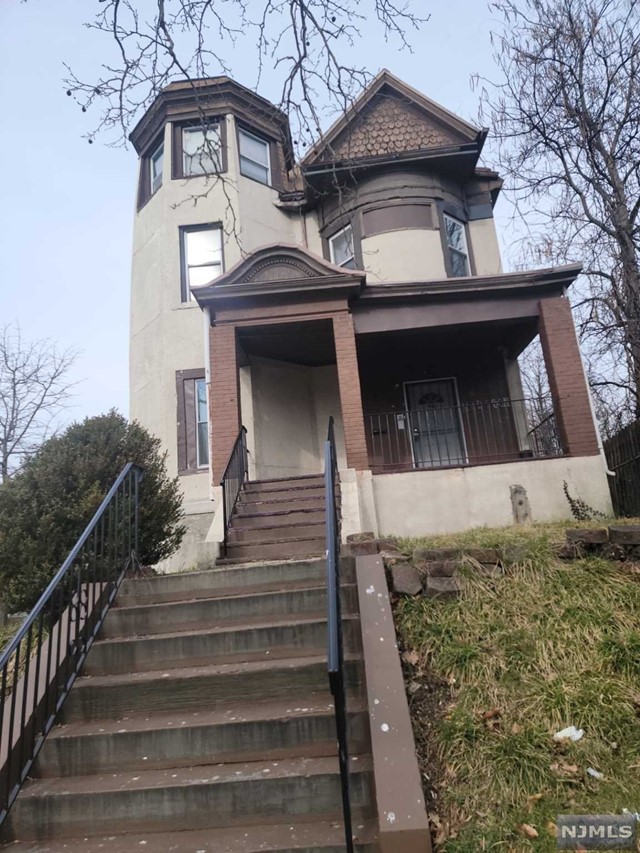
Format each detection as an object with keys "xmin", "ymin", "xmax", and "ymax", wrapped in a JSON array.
[
  {"xmin": 0, "ymin": 463, "xmax": 143, "ymax": 827},
  {"xmin": 324, "ymin": 417, "xmax": 353, "ymax": 853},
  {"xmin": 220, "ymin": 426, "xmax": 248, "ymax": 554}
]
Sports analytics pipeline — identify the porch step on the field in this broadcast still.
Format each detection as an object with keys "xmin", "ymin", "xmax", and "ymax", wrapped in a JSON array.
[
  {"xmin": 84, "ymin": 613, "xmax": 361, "ymax": 675},
  {"xmin": 240, "ymin": 485, "xmax": 325, "ymax": 502},
  {"xmin": 6, "ymin": 754, "xmax": 374, "ymax": 841},
  {"xmin": 225, "ymin": 536, "xmax": 327, "ymax": 561},
  {"xmin": 61, "ymin": 654, "xmax": 363, "ymax": 722},
  {"xmin": 118, "ymin": 558, "xmax": 327, "ymax": 606},
  {"xmin": 231, "ymin": 508, "xmax": 326, "ymax": 527},
  {"xmin": 228, "ymin": 521, "xmax": 326, "ymax": 545},
  {"xmin": 105, "ymin": 583, "xmax": 357, "ymax": 638},
  {"xmin": 4, "ymin": 819, "xmax": 378, "ymax": 852},
  {"xmin": 236, "ymin": 496, "xmax": 333, "ymax": 515},
  {"xmin": 246, "ymin": 475, "xmax": 324, "ymax": 489},
  {"xmin": 36, "ymin": 698, "xmax": 369, "ymax": 777}
]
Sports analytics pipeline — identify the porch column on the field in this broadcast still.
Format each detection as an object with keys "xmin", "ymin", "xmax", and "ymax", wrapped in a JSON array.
[
  {"xmin": 209, "ymin": 323, "xmax": 241, "ymax": 483},
  {"xmin": 538, "ymin": 297, "xmax": 599, "ymax": 456},
  {"xmin": 332, "ymin": 313, "xmax": 369, "ymax": 470}
]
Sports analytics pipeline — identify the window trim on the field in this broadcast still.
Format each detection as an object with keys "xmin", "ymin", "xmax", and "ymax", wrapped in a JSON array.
[
  {"xmin": 172, "ymin": 118, "xmax": 228, "ymax": 179},
  {"xmin": 440, "ymin": 210, "xmax": 472, "ymax": 278},
  {"xmin": 328, "ymin": 224, "xmax": 357, "ymax": 269},
  {"xmin": 179, "ymin": 223, "xmax": 225, "ymax": 303},
  {"xmin": 176, "ymin": 369, "xmax": 209, "ymax": 474},
  {"xmin": 238, "ymin": 127, "xmax": 272, "ymax": 186}
]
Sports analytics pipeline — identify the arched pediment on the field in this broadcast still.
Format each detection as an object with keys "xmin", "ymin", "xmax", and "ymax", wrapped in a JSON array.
[{"xmin": 191, "ymin": 243, "xmax": 364, "ymax": 304}]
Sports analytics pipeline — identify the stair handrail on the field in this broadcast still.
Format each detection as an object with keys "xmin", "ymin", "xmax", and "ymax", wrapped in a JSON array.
[
  {"xmin": 0, "ymin": 463, "xmax": 144, "ymax": 827},
  {"xmin": 324, "ymin": 417, "xmax": 353, "ymax": 853},
  {"xmin": 220, "ymin": 426, "xmax": 248, "ymax": 554}
]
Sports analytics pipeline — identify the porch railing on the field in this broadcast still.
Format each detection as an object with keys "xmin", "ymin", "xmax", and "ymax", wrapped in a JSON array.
[
  {"xmin": 365, "ymin": 396, "xmax": 562, "ymax": 472},
  {"xmin": 324, "ymin": 417, "xmax": 353, "ymax": 853},
  {"xmin": 0, "ymin": 463, "xmax": 143, "ymax": 827},
  {"xmin": 220, "ymin": 426, "xmax": 248, "ymax": 553}
]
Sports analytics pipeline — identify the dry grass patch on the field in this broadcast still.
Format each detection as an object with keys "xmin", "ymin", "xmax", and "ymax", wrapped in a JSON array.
[{"xmin": 394, "ymin": 523, "xmax": 640, "ymax": 852}]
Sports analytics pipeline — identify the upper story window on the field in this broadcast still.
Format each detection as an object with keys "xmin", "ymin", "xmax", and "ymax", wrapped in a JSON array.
[
  {"xmin": 150, "ymin": 141, "xmax": 164, "ymax": 194},
  {"xmin": 183, "ymin": 124, "xmax": 222, "ymax": 175},
  {"xmin": 137, "ymin": 133, "xmax": 165, "ymax": 209},
  {"xmin": 180, "ymin": 224, "xmax": 223, "ymax": 302},
  {"xmin": 329, "ymin": 225, "xmax": 356, "ymax": 269},
  {"xmin": 238, "ymin": 128, "xmax": 271, "ymax": 185},
  {"xmin": 444, "ymin": 214, "xmax": 470, "ymax": 277}
]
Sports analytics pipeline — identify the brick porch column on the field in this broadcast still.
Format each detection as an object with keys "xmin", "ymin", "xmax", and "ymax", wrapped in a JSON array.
[
  {"xmin": 538, "ymin": 297, "xmax": 599, "ymax": 456},
  {"xmin": 209, "ymin": 323, "xmax": 241, "ymax": 483},
  {"xmin": 332, "ymin": 313, "xmax": 369, "ymax": 470}
]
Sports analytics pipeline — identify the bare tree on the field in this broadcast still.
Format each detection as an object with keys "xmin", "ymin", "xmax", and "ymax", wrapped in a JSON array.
[
  {"xmin": 478, "ymin": 0, "xmax": 640, "ymax": 422},
  {"xmin": 0, "ymin": 326, "xmax": 77, "ymax": 483},
  {"xmin": 63, "ymin": 0, "xmax": 426, "ymax": 151}
]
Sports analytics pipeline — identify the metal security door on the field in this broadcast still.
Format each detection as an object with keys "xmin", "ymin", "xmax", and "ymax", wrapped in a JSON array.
[{"xmin": 404, "ymin": 378, "xmax": 467, "ymax": 468}]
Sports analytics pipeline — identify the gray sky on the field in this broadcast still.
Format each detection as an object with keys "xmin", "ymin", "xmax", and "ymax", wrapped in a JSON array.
[{"xmin": 0, "ymin": 0, "xmax": 506, "ymax": 429}]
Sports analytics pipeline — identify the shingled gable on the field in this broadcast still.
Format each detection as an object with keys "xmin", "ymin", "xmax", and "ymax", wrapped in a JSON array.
[
  {"xmin": 190, "ymin": 243, "xmax": 365, "ymax": 307},
  {"xmin": 301, "ymin": 70, "xmax": 485, "ymax": 166}
]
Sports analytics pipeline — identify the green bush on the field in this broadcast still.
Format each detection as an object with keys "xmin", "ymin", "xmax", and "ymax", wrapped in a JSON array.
[{"xmin": 0, "ymin": 411, "xmax": 185, "ymax": 613}]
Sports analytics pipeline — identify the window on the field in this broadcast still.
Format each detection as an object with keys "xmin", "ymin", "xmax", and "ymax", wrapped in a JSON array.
[
  {"xmin": 195, "ymin": 379, "xmax": 209, "ymax": 467},
  {"xmin": 238, "ymin": 128, "xmax": 271, "ymax": 185},
  {"xmin": 176, "ymin": 370, "xmax": 209, "ymax": 473},
  {"xmin": 182, "ymin": 124, "xmax": 222, "ymax": 175},
  {"xmin": 150, "ymin": 141, "xmax": 164, "ymax": 194},
  {"xmin": 443, "ymin": 214, "xmax": 470, "ymax": 277},
  {"xmin": 329, "ymin": 225, "xmax": 356, "ymax": 269},
  {"xmin": 180, "ymin": 225, "xmax": 224, "ymax": 301}
]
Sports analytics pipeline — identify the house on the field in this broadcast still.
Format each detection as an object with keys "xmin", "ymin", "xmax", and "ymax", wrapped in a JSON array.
[{"xmin": 129, "ymin": 71, "xmax": 612, "ymax": 569}]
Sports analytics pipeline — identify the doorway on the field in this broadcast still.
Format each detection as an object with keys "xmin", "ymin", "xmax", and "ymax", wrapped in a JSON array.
[{"xmin": 404, "ymin": 378, "xmax": 468, "ymax": 468}]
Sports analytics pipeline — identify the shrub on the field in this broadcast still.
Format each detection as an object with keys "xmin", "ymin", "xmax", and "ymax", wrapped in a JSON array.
[{"xmin": 0, "ymin": 410, "xmax": 185, "ymax": 613}]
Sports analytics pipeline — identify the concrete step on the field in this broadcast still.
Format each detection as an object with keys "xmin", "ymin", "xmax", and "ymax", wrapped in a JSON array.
[
  {"xmin": 36, "ymin": 698, "xmax": 370, "ymax": 777},
  {"xmin": 5, "ymin": 754, "xmax": 373, "ymax": 841},
  {"xmin": 84, "ymin": 613, "xmax": 361, "ymax": 675},
  {"xmin": 235, "ymin": 496, "xmax": 328, "ymax": 515},
  {"xmin": 104, "ymin": 584, "xmax": 357, "ymax": 639},
  {"xmin": 3, "ymin": 818, "xmax": 378, "ymax": 851},
  {"xmin": 228, "ymin": 522, "xmax": 326, "ymax": 545},
  {"xmin": 245, "ymin": 475, "xmax": 324, "ymax": 490},
  {"xmin": 231, "ymin": 508, "xmax": 326, "ymax": 528},
  {"xmin": 61, "ymin": 654, "xmax": 363, "ymax": 722},
  {"xmin": 225, "ymin": 537, "xmax": 326, "ymax": 561},
  {"xmin": 240, "ymin": 486, "xmax": 325, "ymax": 502},
  {"xmin": 118, "ymin": 559, "xmax": 327, "ymax": 606}
]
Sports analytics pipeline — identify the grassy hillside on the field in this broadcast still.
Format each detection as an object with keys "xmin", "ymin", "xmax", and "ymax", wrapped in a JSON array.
[{"xmin": 393, "ymin": 521, "xmax": 640, "ymax": 852}]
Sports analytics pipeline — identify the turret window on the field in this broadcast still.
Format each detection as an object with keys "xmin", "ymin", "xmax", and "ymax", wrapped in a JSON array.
[
  {"xmin": 444, "ymin": 214, "xmax": 470, "ymax": 277},
  {"xmin": 329, "ymin": 225, "xmax": 356, "ymax": 269},
  {"xmin": 150, "ymin": 141, "xmax": 164, "ymax": 193},
  {"xmin": 182, "ymin": 125, "xmax": 222, "ymax": 175},
  {"xmin": 238, "ymin": 129, "xmax": 271, "ymax": 185}
]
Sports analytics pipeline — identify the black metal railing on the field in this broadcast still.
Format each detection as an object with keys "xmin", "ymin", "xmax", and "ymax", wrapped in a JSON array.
[
  {"xmin": 365, "ymin": 397, "xmax": 562, "ymax": 472},
  {"xmin": 0, "ymin": 463, "xmax": 143, "ymax": 827},
  {"xmin": 221, "ymin": 426, "xmax": 248, "ymax": 552},
  {"xmin": 324, "ymin": 417, "xmax": 353, "ymax": 853}
]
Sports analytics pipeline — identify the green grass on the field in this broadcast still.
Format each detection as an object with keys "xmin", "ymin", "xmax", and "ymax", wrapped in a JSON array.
[{"xmin": 394, "ymin": 521, "xmax": 640, "ymax": 852}]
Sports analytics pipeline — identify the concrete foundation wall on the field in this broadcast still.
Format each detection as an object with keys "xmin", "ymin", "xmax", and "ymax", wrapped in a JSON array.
[{"xmin": 370, "ymin": 454, "xmax": 612, "ymax": 538}]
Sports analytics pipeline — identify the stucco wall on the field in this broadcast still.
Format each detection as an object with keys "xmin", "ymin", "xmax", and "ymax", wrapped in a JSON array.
[
  {"xmin": 244, "ymin": 358, "xmax": 346, "ymax": 480},
  {"xmin": 468, "ymin": 218, "xmax": 502, "ymax": 276},
  {"xmin": 362, "ymin": 230, "xmax": 446, "ymax": 282},
  {"xmin": 371, "ymin": 455, "xmax": 612, "ymax": 538}
]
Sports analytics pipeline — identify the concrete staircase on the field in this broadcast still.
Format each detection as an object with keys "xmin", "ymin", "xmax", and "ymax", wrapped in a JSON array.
[
  {"xmin": 1, "ymin": 557, "xmax": 377, "ymax": 852},
  {"xmin": 225, "ymin": 475, "xmax": 329, "ymax": 562}
]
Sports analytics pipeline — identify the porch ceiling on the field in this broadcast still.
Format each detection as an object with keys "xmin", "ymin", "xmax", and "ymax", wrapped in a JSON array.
[{"xmin": 237, "ymin": 319, "xmax": 336, "ymax": 367}]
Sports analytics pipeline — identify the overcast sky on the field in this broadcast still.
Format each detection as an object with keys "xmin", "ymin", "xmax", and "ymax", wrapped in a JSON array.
[{"xmin": 0, "ymin": 0, "xmax": 508, "ymax": 429}]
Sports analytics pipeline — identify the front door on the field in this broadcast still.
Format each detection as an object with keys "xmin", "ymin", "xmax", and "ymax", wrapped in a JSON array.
[{"xmin": 404, "ymin": 378, "xmax": 467, "ymax": 468}]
